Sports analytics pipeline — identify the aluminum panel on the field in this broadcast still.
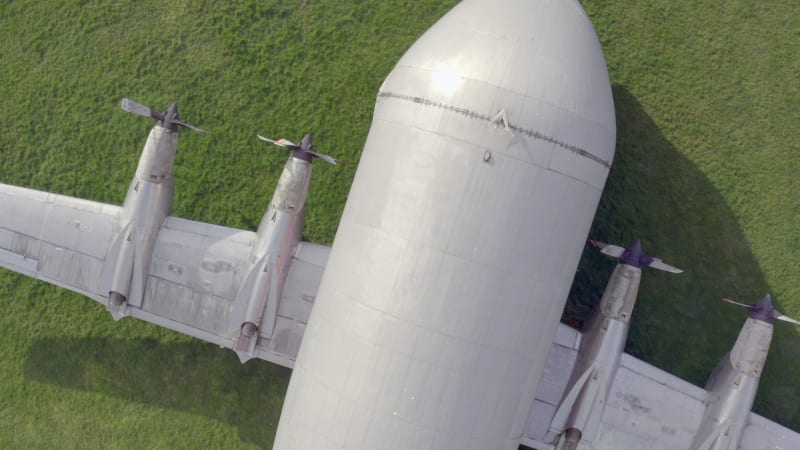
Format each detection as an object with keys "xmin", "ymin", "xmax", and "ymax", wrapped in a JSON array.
[
  {"xmin": 139, "ymin": 216, "xmax": 329, "ymax": 367},
  {"xmin": 275, "ymin": 0, "xmax": 616, "ymax": 448},
  {"xmin": 590, "ymin": 354, "xmax": 706, "ymax": 449},
  {"xmin": 0, "ymin": 182, "xmax": 121, "ymax": 299},
  {"xmin": 741, "ymin": 412, "xmax": 800, "ymax": 450}
]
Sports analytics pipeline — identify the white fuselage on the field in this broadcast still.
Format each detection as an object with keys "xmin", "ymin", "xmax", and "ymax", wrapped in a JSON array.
[{"xmin": 274, "ymin": 0, "xmax": 616, "ymax": 448}]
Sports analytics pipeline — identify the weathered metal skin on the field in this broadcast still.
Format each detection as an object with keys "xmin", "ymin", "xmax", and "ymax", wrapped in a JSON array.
[
  {"xmin": 548, "ymin": 264, "xmax": 641, "ymax": 450},
  {"xmin": 691, "ymin": 313, "xmax": 773, "ymax": 450},
  {"xmin": 274, "ymin": 0, "xmax": 616, "ymax": 448},
  {"xmin": 97, "ymin": 104, "xmax": 318, "ymax": 361},
  {"xmin": 232, "ymin": 156, "xmax": 311, "ymax": 362},
  {"xmin": 103, "ymin": 123, "xmax": 178, "ymax": 316}
]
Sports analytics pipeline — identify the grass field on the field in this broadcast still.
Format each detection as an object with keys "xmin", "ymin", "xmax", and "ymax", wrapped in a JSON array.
[{"xmin": 0, "ymin": 0, "xmax": 797, "ymax": 448}]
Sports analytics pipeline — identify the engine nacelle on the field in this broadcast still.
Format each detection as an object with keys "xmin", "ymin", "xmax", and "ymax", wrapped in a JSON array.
[
  {"xmin": 233, "ymin": 256, "xmax": 280, "ymax": 359},
  {"xmin": 230, "ymin": 155, "xmax": 314, "ymax": 362},
  {"xmin": 102, "ymin": 223, "xmax": 136, "ymax": 317}
]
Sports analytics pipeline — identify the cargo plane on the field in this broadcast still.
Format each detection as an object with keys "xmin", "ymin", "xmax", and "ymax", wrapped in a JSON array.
[{"xmin": 0, "ymin": 0, "xmax": 798, "ymax": 449}]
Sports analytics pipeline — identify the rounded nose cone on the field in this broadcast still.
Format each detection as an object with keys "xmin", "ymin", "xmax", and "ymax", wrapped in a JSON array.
[
  {"xmin": 166, "ymin": 102, "xmax": 179, "ymax": 120},
  {"xmin": 378, "ymin": 0, "xmax": 616, "ymax": 181},
  {"xmin": 277, "ymin": 3, "xmax": 616, "ymax": 449}
]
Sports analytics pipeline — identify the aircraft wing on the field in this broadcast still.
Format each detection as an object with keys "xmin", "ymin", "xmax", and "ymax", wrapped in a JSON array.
[
  {"xmin": 123, "ymin": 216, "xmax": 329, "ymax": 368},
  {"xmin": 522, "ymin": 339, "xmax": 707, "ymax": 449},
  {"xmin": 0, "ymin": 182, "xmax": 330, "ymax": 368},
  {"xmin": 740, "ymin": 411, "xmax": 800, "ymax": 449},
  {"xmin": 573, "ymin": 354, "xmax": 707, "ymax": 449},
  {"xmin": 523, "ymin": 323, "xmax": 583, "ymax": 444},
  {"xmin": 0, "ymin": 183, "xmax": 121, "ymax": 302},
  {"xmin": 522, "ymin": 337, "xmax": 800, "ymax": 450}
]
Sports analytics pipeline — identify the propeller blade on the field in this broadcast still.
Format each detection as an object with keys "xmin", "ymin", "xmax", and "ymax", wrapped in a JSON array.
[
  {"xmin": 277, "ymin": 138, "xmax": 299, "ymax": 148},
  {"xmin": 307, "ymin": 150, "xmax": 342, "ymax": 165},
  {"xmin": 121, "ymin": 98, "xmax": 162, "ymax": 120},
  {"xmin": 647, "ymin": 260, "xmax": 683, "ymax": 274},
  {"xmin": 175, "ymin": 120, "xmax": 210, "ymax": 134},
  {"xmin": 256, "ymin": 134, "xmax": 278, "ymax": 144},
  {"xmin": 257, "ymin": 134, "xmax": 341, "ymax": 164},
  {"xmin": 773, "ymin": 311, "xmax": 800, "ymax": 325},
  {"xmin": 257, "ymin": 135, "xmax": 299, "ymax": 149},
  {"xmin": 722, "ymin": 298, "xmax": 752, "ymax": 309},
  {"xmin": 588, "ymin": 240, "xmax": 625, "ymax": 258}
]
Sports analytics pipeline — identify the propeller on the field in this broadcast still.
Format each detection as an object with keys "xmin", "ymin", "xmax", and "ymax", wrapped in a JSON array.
[
  {"xmin": 722, "ymin": 296, "xmax": 800, "ymax": 325},
  {"xmin": 257, "ymin": 133, "xmax": 342, "ymax": 165},
  {"xmin": 588, "ymin": 239, "xmax": 682, "ymax": 273},
  {"xmin": 121, "ymin": 98, "xmax": 210, "ymax": 134},
  {"xmin": 588, "ymin": 240, "xmax": 625, "ymax": 258}
]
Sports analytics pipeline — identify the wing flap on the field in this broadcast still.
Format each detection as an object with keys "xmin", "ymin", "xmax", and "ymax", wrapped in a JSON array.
[
  {"xmin": 522, "ymin": 322, "xmax": 582, "ymax": 449},
  {"xmin": 140, "ymin": 216, "xmax": 255, "ymax": 340},
  {"xmin": 521, "ymin": 335, "xmax": 800, "ymax": 450},
  {"xmin": 138, "ymin": 217, "xmax": 330, "ymax": 367},
  {"xmin": 0, "ymin": 183, "xmax": 121, "ymax": 301}
]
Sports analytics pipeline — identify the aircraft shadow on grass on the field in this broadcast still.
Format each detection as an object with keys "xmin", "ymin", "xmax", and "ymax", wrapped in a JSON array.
[
  {"xmin": 566, "ymin": 85, "xmax": 800, "ymax": 430},
  {"xmin": 23, "ymin": 336, "xmax": 288, "ymax": 448},
  {"xmin": 22, "ymin": 87, "xmax": 800, "ymax": 448}
]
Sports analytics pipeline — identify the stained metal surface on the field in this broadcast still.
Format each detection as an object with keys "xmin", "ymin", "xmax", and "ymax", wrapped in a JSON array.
[
  {"xmin": 274, "ymin": 0, "xmax": 615, "ymax": 448},
  {"xmin": 523, "ymin": 324, "xmax": 582, "ymax": 447},
  {"xmin": 690, "ymin": 317, "xmax": 773, "ymax": 450},
  {"xmin": 0, "ymin": 183, "xmax": 120, "ymax": 301},
  {"xmin": 522, "ymin": 313, "xmax": 800, "ymax": 450},
  {"xmin": 544, "ymin": 265, "xmax": 642, "ymax": 448},
  {"xmin": 142, "ymin": 216, "xmax": 329, "ymax": 367},
  {"xmin": 105, "ymin": 124, "xmax": 178, "ymax": 310},
  {"xmin": 0, "ymin": 113, "xmax": 331, "ymax": 369},
  {"xmin": 526, "ymin": 350, "xmax": 711, "ymax": 450},
  {"xmin": 586, "ymin": 353, "xmax": 706, "ymax": 450}
]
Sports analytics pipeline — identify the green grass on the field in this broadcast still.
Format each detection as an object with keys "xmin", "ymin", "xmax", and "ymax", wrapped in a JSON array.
[
  {"xmin": 0, "ymin": 0, "xmax": 797, "ymax": 447},
  {"xmin": 572, "ymin": 0, "xmax": 800, "ymax": 425}
]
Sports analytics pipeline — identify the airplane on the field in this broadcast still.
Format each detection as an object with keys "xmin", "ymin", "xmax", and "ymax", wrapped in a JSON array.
[{"xmin": 0, "ymin": 0, "xmax": 797, "ymax": 449}]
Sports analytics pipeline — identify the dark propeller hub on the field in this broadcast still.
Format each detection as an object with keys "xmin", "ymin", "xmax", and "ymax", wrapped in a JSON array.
[
  {"xmin": 158, "ymin": 102, "xmax": 180, "ymax": 131},
  {"xmin": 290, "ymin": 133, "xmax": 315, "ymax": 162},
  {"xmin": 747, "ymin": 294, "xmax": 776, "ymax": 324},
  {"xmin": 620, "ymin": 240, "xmax": 654, "ymax": 268}
]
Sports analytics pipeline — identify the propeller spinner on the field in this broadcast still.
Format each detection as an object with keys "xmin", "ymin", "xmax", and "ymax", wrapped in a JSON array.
[
  {"xmin": 121, "ymin": 98, "xmax": 209, "ymax": 134},
  {"xmin": 257, "ymin": 133, "xmax": 341, "ymax": 165}
]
